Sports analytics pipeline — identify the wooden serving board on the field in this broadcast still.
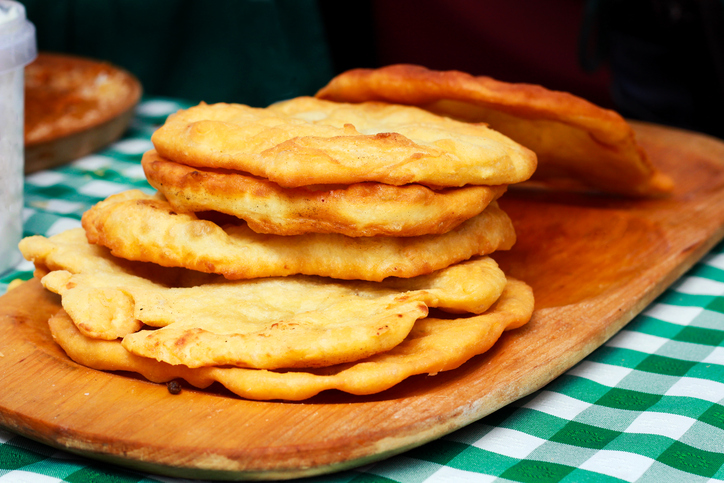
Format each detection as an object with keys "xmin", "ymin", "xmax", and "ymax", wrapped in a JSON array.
[{"xmin": 2, "ymin": 122, "xmax": 724, "ymax": 480}]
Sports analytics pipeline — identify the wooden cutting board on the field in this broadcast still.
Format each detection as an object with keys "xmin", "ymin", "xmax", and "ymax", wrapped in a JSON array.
[{"xmin": 2, "ymin": 122, "xmax": 724, "ymax": 480}]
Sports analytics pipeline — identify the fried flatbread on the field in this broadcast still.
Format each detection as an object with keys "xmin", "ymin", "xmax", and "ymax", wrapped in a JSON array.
[
  {"xmin": 39, "ymin": 259, "xmax": 507, "ymax": 369},
  {"xmin": 315, "ymin": 64, "xmax": 673, "ymax": 197},
  {"xmin": 18, "ymin": 227, "xmax": 212, "ymax": 288},
  {"xmin": 48, "ymin": 278, "xmax": 534, "ymax": 400},
  {"xmin": 48, "ymin": 309, "xmax": 217, "ymax": 390},
  {"xmin": 81, "ymin": 190, "xmax": 516, "ymax": 281},
  {"xmin": 46, "ymin": 268, "xmax": 430, "ymax": 368},
  {"xmin": 24, "ymin": 228, "xmax": 507, "ymax": 319},
  {"xmin": 120, "ymin": 258, "xmax": 507, "ymax": 369},
  {"xmin": 21, "ymin": 228, "xmax": 509, "ymax": 368},
  {"xmin": 142, "ymin": 150, "xmax": 507, "ymax": 237},
  {"xmin": 150, "ymin": 96, "xmax": 536, "ymax": 188}
]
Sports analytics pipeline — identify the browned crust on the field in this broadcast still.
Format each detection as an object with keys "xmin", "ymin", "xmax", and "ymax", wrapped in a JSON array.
[
  {"xmin": 142, "ymin": 150, "xmax": 507, "ymax": 237},
  {"xmin": 80, "ymin": 190, "xmax": 516, "ymax": 282},
  {"xmin": 316, "ymin": 64, "xmax": 673, "ymax": 197},
  {"xmin": 149, "ymin": 97, "xmax": 537, "ymax": 188},
  {"xmin": 318, "ymin": 65, "xmax": 621, "ymax": 139}
]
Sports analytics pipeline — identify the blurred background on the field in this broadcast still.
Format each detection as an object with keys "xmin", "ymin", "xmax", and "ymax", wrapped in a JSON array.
[{"xmin": 18, "ymin": 0, "xmax": 724, "ymax": 138}]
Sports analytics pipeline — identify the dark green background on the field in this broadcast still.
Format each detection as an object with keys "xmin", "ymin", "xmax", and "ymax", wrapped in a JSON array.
[{"xmin": 19, "ymin": 0, "xmax": 341, "ymax": 106}]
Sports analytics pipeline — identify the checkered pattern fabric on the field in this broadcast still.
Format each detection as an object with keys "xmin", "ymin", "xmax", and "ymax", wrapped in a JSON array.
[{"xmin": 1, "ymin": 98, "xmax": 724, "ymax": 483}]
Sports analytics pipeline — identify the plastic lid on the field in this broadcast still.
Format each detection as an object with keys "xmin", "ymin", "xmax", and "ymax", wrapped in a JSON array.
[{"xmin": 0, "ymin": 0, "xmax": 36, "ymax": 74}]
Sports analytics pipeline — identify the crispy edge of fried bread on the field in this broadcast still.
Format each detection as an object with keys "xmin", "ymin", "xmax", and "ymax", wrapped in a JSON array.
[
  {"xmin": 47, "ymin": 278, "xmax": 533, "ymax": 400},
  {"xmin": 27, "ymin": 226, "xmax": 509, "ymax": 369},
  {"xmin": 142, "ymin": 150, "xmax": 507, "ymax": 237},
  {"xmin": 81, "ymin": 190, "xmax": 516, "ymax": 281},
  {"xmin": 150, "ymin": 97, "xmax": 537, "ymax": 188},
  {"xmin": 115, "ymin": 256, "xmax": 508, "ymax": 369},
  {"xmin": 315, "ymin": 64, "xmax": 672, "ymax": 197}
]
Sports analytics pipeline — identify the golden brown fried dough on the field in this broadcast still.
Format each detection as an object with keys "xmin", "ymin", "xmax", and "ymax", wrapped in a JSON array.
[
  {"xmin": 18, "ymin": 228, "xmax": 212, "ymax": 288},
  {"xmin": 81, "ymin": 190, "xmax": 516, "ymax": 281},
  {"xmin": 316, "ymin": 64, "xmax": 672, "ymax": 197},
  {"xmin": 22, "ymin": 228, "xmax": 509, "ymax": 317},
  {"xmin": 24, "ymin": 228, "xmax": 508, "ymax": 368},
  {"xmin": 142, "ymin": 150, "xmax": 507, "ymax": 237},
  {"xmin": 120, "ymin": 258, "xmax": 506, "ymax": 369},
  {"xmin": 48, "ymin": 278, "xmax": 533, "ymax": 400},
  {"xmin": 48, "ymin": 310, "xmax": 216, "ymax": 389},
  {"xmin": 39, "ymin": 258, "xmax": 507, "ymax": 369},
  {"xmin": 150, "ymin": 97, "xmax": 536, "ymax": 188},
  {"xmin": 50, "ymin": 269, "xmax": 430, "ymax": 369},
  {"xmin": 42, "ymin": 270, "xmax": 144, "ymax": 340}
]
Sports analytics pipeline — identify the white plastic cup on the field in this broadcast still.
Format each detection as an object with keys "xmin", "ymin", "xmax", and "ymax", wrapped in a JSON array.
[{"xmin": 0, "ymin": 0, "xmax": 36, "ymax": 275}]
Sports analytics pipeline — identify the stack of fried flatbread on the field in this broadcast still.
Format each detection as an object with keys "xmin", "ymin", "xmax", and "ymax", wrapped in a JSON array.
[
  {"xmin": 19, "ymin": 94, "xmax": 539, "ymax": 400},
  {"xmin": 19, "ymin": 64, "xmax": 669, "ymax": 401}
]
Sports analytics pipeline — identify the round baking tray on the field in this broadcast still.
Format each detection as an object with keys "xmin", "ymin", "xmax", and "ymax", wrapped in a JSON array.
[{"xmin": 24, "ymin": 52, "xmax": 142, "ymax": 173}]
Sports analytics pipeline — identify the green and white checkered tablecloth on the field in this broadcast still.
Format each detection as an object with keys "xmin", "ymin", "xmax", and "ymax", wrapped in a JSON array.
[{"xmin": 2, "ymin": 98, "xmax": 724, "ymax": 483}]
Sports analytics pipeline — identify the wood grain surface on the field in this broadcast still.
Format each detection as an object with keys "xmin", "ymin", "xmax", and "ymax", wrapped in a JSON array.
[{"xmin": 2, "ymin": 122, "xmax": 724, "ymax": 480}]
